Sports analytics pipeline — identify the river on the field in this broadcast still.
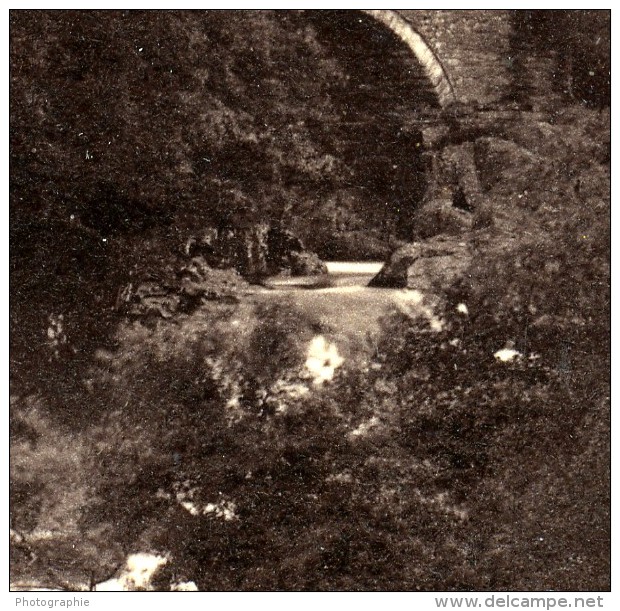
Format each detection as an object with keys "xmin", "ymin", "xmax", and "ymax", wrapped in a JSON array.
[{"xmin": 252, "ymin": 261, "xmax": 441, "ymax": 346}]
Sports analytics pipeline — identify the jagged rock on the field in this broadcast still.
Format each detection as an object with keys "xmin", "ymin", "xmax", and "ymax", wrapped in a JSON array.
[
  {"xmin": 439, "ymin": 142, "xmax": 482, "ymax": 211},
  {"xmin": 266, "ymin": 225, "xmax": 327, "ymax": 275},
  {"xmin": 178, "ymin": 257, "xmax": 247, "ymax": 306},
  {"xmin": 184, "ymin": 223, "xmax": 270, "ymax": 279},
  {"xmin": 424, "ymin": 141, "xmax": 483, "ymax": 215},
  {"xmin": 116, "ymin": 258, "xmax": 248, "ymax": 318},
  {"xmin": 416, "ymin": 141, "xmax": 486, "ymax": 240},
  {"xmin": 369, "ymin": 236, "xmax": 472, "ymax": 292},
  {"xmin": 411, "ymin": 197, "xmax": 473, "ymax": 240},
  {"xmin": 266, "ymin": 225, "xmax": 305, "ymax": 264},
  {"xmin": 237, "ymin": 222, "xmax": 271, "ymax": 280}
]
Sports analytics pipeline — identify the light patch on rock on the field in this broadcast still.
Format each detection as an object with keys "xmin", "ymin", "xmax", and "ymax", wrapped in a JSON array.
[
  {"xmin": 494, "ymin": 345, "xmax": 522, "ymax": 362},
  {"xmin": 349, "ymin": 416, "xmax": 380, "ymax": 438},
  {"xmin": 456, "ymin": 303, "xmax": 469, "ymax": 315},
  {"xmin": 95, "ymin": 553, "xmax": 168, "ymax": 591},
  {"xmin": 305, "ymin": 335, "xmax": 344, "ymax": 385}
]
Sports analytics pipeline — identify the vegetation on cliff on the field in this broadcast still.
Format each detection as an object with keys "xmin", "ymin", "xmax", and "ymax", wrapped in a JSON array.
[{"xmin": 10, "ymin": 10, "xmax": 609, "ymax": 592}]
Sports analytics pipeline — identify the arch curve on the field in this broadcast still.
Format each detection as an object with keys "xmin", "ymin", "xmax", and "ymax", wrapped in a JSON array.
[{"xmin": 362, "ymin": 9, "xmax": 456, "ymax": 108}]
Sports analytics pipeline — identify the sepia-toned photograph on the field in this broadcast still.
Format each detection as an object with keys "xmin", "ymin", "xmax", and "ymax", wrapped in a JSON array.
[{"xmin": 9, "ymin": 8, "xmax": 610, "ymax": 593}]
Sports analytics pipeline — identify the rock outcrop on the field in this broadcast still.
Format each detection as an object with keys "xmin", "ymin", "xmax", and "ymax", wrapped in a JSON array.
[
  {"xmin": 474, "ymin": 137, "xmax": 547, "ymax": 196},
  {"xmin": 186, "ymin": 223, "xmax": 327, "ymax": 280},
  {"xmin": 116, "ymin": 257, "xmax": 248, "ymax": 319},
  {"xmin": 413, "ymin": 137, "xmax": 492, "ymax": 240},
  {"xmin": 177, "ymin": 257, "xmax": 248, "ymax": 306},
  {"xmin": 287, "ymin": 251, "xmax": 328, "ymax": 276},
  {"xmin": 410, "ymin": 196, "xmax": 474, "ymax": 240},
  {"xmin": 368, "ymin": 235, "xmax": 471, "ymax": 292}
]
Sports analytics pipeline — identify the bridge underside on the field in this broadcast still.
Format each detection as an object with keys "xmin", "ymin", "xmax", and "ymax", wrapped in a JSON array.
[
  {"xmin": 283, "ymin": 10, "xmax": 447, "ymax": 259},
  {"xmin": 364, "ymin": 9, "xmax": 455, "ymax": 108}
]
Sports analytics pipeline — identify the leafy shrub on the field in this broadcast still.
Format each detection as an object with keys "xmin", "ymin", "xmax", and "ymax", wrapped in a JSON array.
[
  {"xmin": 359, "ymin": 106, "xmax": 611, "ymax": 588},
  {"xmin": 10, "ymin": 395, "xmax": 124, "ymax": 589},
  {"xmin": 10, "ymin": 100, "xmax": 609, "ymax": 590}
]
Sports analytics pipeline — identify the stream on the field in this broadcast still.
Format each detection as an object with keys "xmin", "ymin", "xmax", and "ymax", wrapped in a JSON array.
[{"xmin": 252, "ymin": 261, "xmax": 441, "ymax": 344}]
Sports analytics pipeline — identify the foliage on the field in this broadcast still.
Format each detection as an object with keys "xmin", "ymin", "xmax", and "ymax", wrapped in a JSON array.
[
  {"xmin": 10, "ymin": 11, "xmax": 609, "ymax": 591},
  {"xmin": 366, "ymin": 106, "xmax": 610, "ymax": 589},
  {"xmin": 10, "ymin": 396, "xmax": 124, "ymax": 588},
  {"xmin": 10, "ymin": 9, "xmax": 431, "ymax": 391}
]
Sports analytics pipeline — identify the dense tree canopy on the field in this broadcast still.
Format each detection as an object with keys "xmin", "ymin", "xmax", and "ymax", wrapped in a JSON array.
[{"xmin": 10, "ymin": 10, "xmax": 433, "ymax": 378}]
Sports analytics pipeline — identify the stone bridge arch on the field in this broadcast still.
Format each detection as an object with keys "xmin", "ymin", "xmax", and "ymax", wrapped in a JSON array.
[{"xmin": 362, "ymin": 9, "xmax": 456, "ymax": 108}]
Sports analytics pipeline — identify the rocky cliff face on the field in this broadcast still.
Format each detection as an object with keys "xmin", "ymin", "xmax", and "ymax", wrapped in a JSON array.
[
  {"xmin": 186, "ymin": 223, "xmax": 328, "ymax": 281},
  {"xmin": 370, "ymin": 106, "xmax": 610, "ymax": 294}
]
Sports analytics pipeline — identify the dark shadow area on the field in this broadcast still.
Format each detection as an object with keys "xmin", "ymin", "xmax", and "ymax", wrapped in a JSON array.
[
  {"xmin": 507, "ymin": 10, "xmax": 610, "ymax": 108},
  {"xmin": 284, "ymin": 10, "xmax": 436, "ymax": 258}
]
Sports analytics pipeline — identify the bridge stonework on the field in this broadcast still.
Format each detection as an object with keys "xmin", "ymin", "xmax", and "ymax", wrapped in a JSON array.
[
  {"xmin": 360, "ymin": 9, "xmax": 606, "ymax": 223},
  {"xmin": 397, "ymin": 10, "xmax": 514, "ymax": 107}
]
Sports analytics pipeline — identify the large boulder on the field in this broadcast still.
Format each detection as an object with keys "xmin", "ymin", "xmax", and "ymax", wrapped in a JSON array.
[
  {"xmin": 178, "ymin": 257, "xmax": 248, "ymax": 306},
  {"xmin": 414, "ymin": 141, "xmax": 490, "ymax": 240},
  {"xmin": 267, "ymin": 226, "xmax": 328, "ymax": 276},
  {"xmin": 184, "ymin": 224, "xmax": 268, "ymax": 278},
  {"xmin": 116, "ymin": 257, "xmax": 249, "ymax": 318},
  {"xmin": 369, "ymin": 236, "xmax": 472, "ymax": 292},
  {"xmin": 287, "ymin": 251, "xmax": 328, "ymax": 276},
  {"xmin": 438, "ymin": 142, "xmax": 483, "ymax": 211}
]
